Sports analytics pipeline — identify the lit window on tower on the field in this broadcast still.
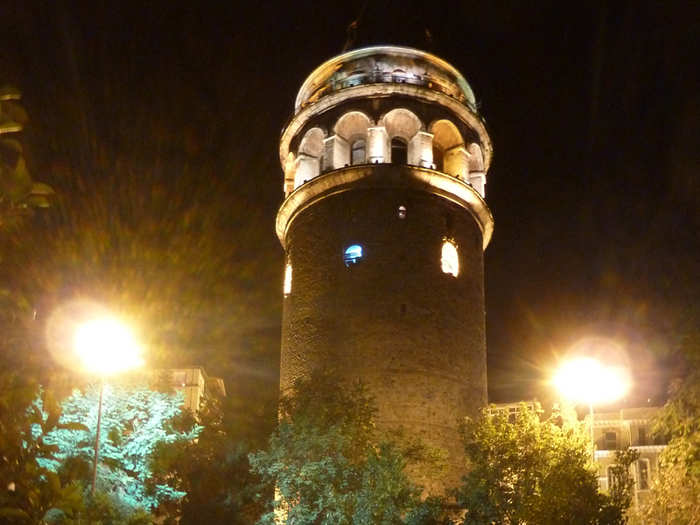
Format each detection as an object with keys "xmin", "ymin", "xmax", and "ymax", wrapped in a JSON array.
[
  {"xmin": 344, "ymin": 244, "xmax": 363, "ymax": 266},
  {"xmin": 283, "ymin": 263, "xmax": 293, "ymax": 295},
  {"xmin": 441, "ymin": 239, "xmax": 459, "ymax": 277}
]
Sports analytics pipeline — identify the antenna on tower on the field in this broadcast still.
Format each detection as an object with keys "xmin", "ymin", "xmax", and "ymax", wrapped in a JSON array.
[{"xmin": 341, "ymin": 0, "xmax": 369, "ymax": 52}]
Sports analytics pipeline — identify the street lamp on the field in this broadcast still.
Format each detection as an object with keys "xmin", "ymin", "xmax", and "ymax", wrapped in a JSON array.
[
  {"xmin": 73, "ymin": 317, "xmax": 143, "ymax": 494},
  {"xmin": 553, "ymin": 357, "xmax": 630, "ymax": 458}
]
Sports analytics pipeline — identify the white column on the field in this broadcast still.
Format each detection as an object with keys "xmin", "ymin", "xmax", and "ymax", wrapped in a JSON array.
[
  {"xmin": 469, "ymin": 171, "xmax": 486, "ymax": 197},
  {"xmin": 294, "ymin": 154, "xmax": 319, "ymax": 189},
  {"xmin": 322, "ymin": 135, "xmax": 349, "ymax": 171},
  {"xmin": 367, "ymin": 126, "xmax": 388, "ymax": 163},
  {"xmin": 409, "ymin": 131, "xmax": 434, "ymax": 167}
]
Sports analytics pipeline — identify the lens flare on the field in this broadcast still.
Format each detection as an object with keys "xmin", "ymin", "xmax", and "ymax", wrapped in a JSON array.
[
  {"xmin": 74, "ymin": 317, "xmax": 143, "ymax": 375},
  {"xmin": 553, "ymin": 357, "xmax": 630, "ymax": 405}
]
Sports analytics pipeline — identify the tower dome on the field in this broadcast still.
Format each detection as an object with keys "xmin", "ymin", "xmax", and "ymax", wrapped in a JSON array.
[{"xmin": 276, "ymin": 45, "xmax": 493, "ymax": 495}]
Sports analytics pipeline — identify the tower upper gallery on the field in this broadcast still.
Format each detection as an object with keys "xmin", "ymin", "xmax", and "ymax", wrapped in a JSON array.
[{"xmin": 277, "ymin": 46, "xmax": 493, "ymax": 251}]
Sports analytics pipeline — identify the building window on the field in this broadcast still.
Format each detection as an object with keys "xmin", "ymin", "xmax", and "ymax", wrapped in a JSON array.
[
  {"xmin": 638, "ymin": 426, "xmax": 647, "ymax": 446},
  {"xmin": 283, "ymin": 263, "xmax": 293, "ymax": 296},
  {"xmin": 638, "ymin": 459, "xmax": 650, "ymax": 490},
  {"xmin": 391, "ymin": 138, "xmax": 407, "ymax": 164},
  {"xmin": 351, "ymin": 139, "xmax": 366, "ymax": 165},
  {"xmin": 603, "ymin": 431, "xmax": 617, "ymax": 450},
  {"xmin": 344, "ymin": 244, "xmax": 363, "ymax": 266},
  {"xmin": 607, "ymin": 466, "xmax": 621, "ymax": 492},
  {"xmin": 173, "ymin": 372, "xmax": 187, "ymax": 387},
  {"xmin": 441, "ymin": 239, "xmax": 459, "ymax": 277}
]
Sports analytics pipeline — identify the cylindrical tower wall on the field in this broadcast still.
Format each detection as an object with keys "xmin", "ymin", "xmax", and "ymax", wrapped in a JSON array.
[{"xmin": 280, "ymin": 168, "xmax": 487, "ymax": 493}]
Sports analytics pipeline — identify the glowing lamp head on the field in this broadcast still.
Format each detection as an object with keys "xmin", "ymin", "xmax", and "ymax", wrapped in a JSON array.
[
  {"xmin": 553, "ymin": 357, "xmax": 630, "ymax": 405},
  {"xmin": 74, "ymin": 317, "xmax": 143, "ymax": 375}
]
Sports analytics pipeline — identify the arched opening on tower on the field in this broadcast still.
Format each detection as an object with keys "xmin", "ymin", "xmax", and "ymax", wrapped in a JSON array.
[
  {"xmin": 333, "ymin": 111, "xmax": 372, "ymax": 167},
  {"xmin": 441, "ymin": 239, "xmax": 460, "ymax": 277},
  {"xmin": 380, "ymin": 108, "xmax": 423, "ymax": 164},
  {"xmin": 351, "ymin": 139, "xmax": 366, "ymax": 165},
  {"xmin": 430, "ymin": 119, "xmax": 464, "ymax": 177},
  {"xmin": 295, "ymin": 127, "xmax": 326, "ymax": 189},
  {"xmin": 391, "ymin": 138, "xmax": 407, "ymax": 165}
]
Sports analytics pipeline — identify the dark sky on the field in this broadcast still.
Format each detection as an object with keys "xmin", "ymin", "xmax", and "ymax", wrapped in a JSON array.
[{"xmin": 2, "ymin": 1, "xmax": 698, "ymax": 406}]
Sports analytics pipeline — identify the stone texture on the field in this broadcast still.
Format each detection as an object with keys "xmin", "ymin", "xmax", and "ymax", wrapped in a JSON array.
[{"xmin": 280, "ymin": 170, "xmax": 487, "ymax": 494}]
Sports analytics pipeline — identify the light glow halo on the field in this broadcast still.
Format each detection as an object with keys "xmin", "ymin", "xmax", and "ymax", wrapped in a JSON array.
[
  {"xmin": 73, "ymin": 317, "xmax": 143, "ymax": 375},
  {"xmin": 553, "ymin": 357, "xmax": 630, "ymax": 405}
]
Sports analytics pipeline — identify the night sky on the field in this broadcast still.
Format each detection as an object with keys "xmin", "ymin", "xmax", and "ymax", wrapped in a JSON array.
[{"xmin": 2, "ymin": 1, "xmax": 698, "ymax": 410}]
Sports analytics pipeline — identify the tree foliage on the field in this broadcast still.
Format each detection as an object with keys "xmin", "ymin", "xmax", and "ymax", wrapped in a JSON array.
[
  {"xmin": 150, "ymin": 392, "xmax": 269, "ymax": 524},
  {"xmin": 41, "ymin": 379, "xmax": 201, "ymax": 515},
  {"xmin": 248, "ymin": 372, "xmax": 443, "ymax": 525},
  {"xmin": 0, "ymin": 86, "xmax": 52, "ymax": 233},
  {"xmin": 639, "ymin": 333, "xmax": 700, "ymax": 524},
  {"xmin": 455, "ymin": 404, "xmax": 631, "ymax": 524},
  {"xmin": 0, "ymin": 383, "xmax": 84, "ymax": 523}
]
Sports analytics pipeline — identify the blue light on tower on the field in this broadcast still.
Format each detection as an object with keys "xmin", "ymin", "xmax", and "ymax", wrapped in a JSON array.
[{"xmin": 343, "ymin": 244, "xmax": 363, "ymax": 266}]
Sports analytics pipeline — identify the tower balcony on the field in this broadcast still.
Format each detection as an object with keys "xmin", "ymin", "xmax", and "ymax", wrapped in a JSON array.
[
  {"xmin": 276, "ymin": 163, "xmax": 494, "ymax": 251},
  {"xmin": 280, "ymin": 46, "xmax": 492, "ymax": 206}
]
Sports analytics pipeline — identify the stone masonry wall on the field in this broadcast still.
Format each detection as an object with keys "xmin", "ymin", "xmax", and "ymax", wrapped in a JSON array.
[{"xmin": 280, "ymin": 168, "xmax": 487, "ymax": 495}]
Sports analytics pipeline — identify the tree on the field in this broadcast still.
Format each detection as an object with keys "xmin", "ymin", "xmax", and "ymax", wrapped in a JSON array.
[
  {"xmin": 40, "ymin": 379, "xmax": 201, "ymax": 516},
  {"xmin": 150, "ymin": 392, "xmax": 270, "ymax": 524},
  {"xmin": 248, "ymin": 371, "xmax": 444, "ymax": 525},
  {"xmin": 455, "ymin": 404, "xmax": 632, "ymax": 524},
  {"xmin": 0, "ymin": 86, "xmax": 52, "ymax": 232},
  {"xmin": 638, "ymin": 333, "xmax": 700, "ymax": 524},
  {"xmin": 0, "ymin": 384, "xmax": 84, "ymax": 523},
  {"xmin": 0, "ymin": 88, "xmax": 76, "ymax": 523}
]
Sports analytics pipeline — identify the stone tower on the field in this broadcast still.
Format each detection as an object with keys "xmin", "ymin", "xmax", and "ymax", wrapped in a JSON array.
[{"xmin": 276, "ymin": 46, "xmax": 493, "ymax": 494}]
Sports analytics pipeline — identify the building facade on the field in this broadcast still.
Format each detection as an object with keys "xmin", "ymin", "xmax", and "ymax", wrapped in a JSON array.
[
  {"xmin": 592, "ymin": 407, "xmax": 666, "ymax": 508},
  {"xmin": 276, "ymin": 45, "xmax": 493, "ymax": 494},
  {"xmin": 152, "ymin": 367, "xmax": 226, "ymax": 413}
]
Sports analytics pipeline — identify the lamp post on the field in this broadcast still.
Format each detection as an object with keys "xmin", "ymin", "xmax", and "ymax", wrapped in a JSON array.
[
  {"xmin": 553, "ymin": 357, "xmax": 630, "ymax": 461},
  {"xmin": 73, "ymin": 317, "xmax": 143, "ymax": 494}
]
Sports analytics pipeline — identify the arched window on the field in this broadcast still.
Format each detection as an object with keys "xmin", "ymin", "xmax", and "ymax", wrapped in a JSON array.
[
  {"xmin": 441, "ymin": 239, "xmax": 459, "ymax": 277},
  {"xmin": 283, "ymin": 263, "xmax": 293, "ymax": 296},
  {"xmin": 351, "ymin": 139, "xmax": 366, "ymax": 165},
  {"xmin": 391, "ymin": 138, "xmax": 407, "ymax": 165},
  {"xmin": 430, "ymin": 119, "xmax": 464, "ymax": 175},
  {"xmin": 344, "ymin": 244, "xmax": 363, "ymax": 266}
]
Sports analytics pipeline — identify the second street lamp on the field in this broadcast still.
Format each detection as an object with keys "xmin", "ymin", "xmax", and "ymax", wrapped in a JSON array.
[{"xmin": 553, "ymin": 357, "xmax": 630, "ymax": 460}]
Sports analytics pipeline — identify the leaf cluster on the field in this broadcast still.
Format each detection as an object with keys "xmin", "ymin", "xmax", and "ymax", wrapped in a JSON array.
[
  {"xmin": 456, "ymin": 404, "xmax": 629, "ymax": 524},
  {"xmin": 0, "ymin": 86, "xmax": 53, "ymax": 233},
  {"xmin": 149, "ymin": 392, "xmax": 268, "ymax": 524},
  {"xmin": 638, "ymin": 333, "xmax": 700, "ymax": 523},
  {"xmin": 41, "ymin": 379, "xmax": 201, "ymax": 515},
  {"xmin": 248, "ymin": 371, "xmax": 438, "ymax": 525}
]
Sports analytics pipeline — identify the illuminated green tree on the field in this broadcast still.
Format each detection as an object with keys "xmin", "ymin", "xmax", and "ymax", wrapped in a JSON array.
[
  {"xmin": 456, "ymin": 404, "xmax": 633, "ymax": 524},
  {"xmin": 639, "ymin": 333, "xmax": 700, "ymax": 524},
  {"xmin": 248, "ymin": 372, "xmax": 448, "ymax": 525},
  {"xmin": 41, "ymin": 380, "xmax": 201, "ymax": 514}
]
